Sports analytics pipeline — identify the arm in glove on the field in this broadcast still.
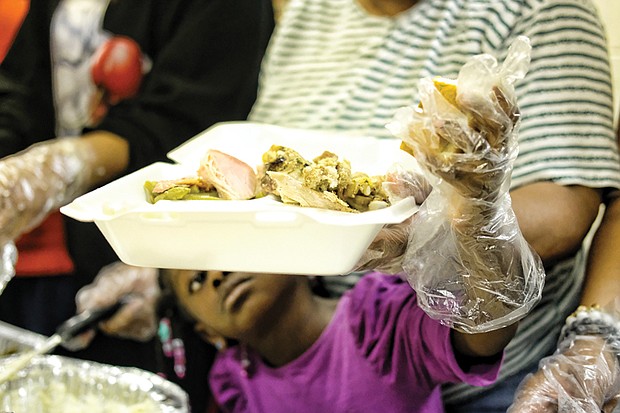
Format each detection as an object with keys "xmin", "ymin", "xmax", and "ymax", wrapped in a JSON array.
[
  {"xmin": 66, "ymin": 261, "xmax": 160, "ymax": 351},
  {"xmin": 0, "ymin": 132, "xmax": 127, "ymax": 296},
  {"xmin": 387, "ymin": 36, "xmax": 545, "ymax": 333},
  {"xmin": 0, "ymin": 132, "xmax": 129, "ymax": 247},
  {"xmin": 0, "ymin": 137, "xmax": 95, "ymax": 246},
  {"xmin": 508, "ymin": 305, "xmax": 620, "ymax": 413},
  {"xmin": 0, "ymin": 138, "xmax": 95, "ymax": 296}
]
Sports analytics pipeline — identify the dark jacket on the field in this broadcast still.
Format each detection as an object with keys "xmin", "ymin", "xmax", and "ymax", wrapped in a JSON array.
[{"xmin": 0, "ymin": 1, "xmax": 274, "ymax": 411}]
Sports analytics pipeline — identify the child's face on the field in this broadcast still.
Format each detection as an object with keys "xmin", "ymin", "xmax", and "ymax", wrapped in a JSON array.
[{"xmin": 169, "ymin": 270, "xmax": 303, "ymax": 340}]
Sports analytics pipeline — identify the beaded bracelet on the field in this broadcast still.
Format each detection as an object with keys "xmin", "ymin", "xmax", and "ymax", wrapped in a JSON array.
[{"xmin": 558, "ymin": 305, "xmax": 620, "ymax": 350}]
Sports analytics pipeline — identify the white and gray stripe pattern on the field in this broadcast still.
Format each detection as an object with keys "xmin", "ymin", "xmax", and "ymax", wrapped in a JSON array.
[{"xmin": 250, "ymin": 0, "xmax": 620, "ymax": 403}]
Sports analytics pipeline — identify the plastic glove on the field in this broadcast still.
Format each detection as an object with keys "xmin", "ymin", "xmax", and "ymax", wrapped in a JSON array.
[
  {"xmin": 354, "ymin": 216, "xmax": 413, "ymax": 274},
  {"xmin": 387, "ymin": 36, "xmax": 545, "ymax": 333},
  {"xmin": 0, "ymin": 242, "xmax": 17, "ymax": 295},
  {"xmin": 0, "ymin": 137, "xmax": 96, "ymax": 246},
  {"xmin": 65, "ymin": 261, "xmax": 160, "ymax": 350},
  {"xmin": 354, "ymin": 163, "xmax": 432, "ymax": 274},
  {"xmin": 508, "ymin": 304, "xmax": 620, "ymax": 413}
]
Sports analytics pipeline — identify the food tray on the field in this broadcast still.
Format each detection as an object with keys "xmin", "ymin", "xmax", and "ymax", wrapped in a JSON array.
[
  {"xmin": 0, "ymin": 355, "xmax": 189, "ymax": 412},
  {"xmin": 0, "ymin": 321, "xmax": 47, "ymax": 357},
  {"xmin": 61, "ymin": 122, "xmax": 419, "ymax": 275}
]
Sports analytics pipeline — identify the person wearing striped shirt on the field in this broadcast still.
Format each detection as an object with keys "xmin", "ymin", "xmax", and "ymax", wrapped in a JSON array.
[
  {"xmin": 509, "ymin": 120, "xmax": 620, "ymax": 413},
  {"xmin": 248, "ymin": 0, "xmax": 620, "ymax": 411}
]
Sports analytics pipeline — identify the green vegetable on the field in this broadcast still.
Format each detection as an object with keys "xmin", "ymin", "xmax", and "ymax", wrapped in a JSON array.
[{"xmin": 144, "ymin": 181, "xmax": 219, "ymax": 204}]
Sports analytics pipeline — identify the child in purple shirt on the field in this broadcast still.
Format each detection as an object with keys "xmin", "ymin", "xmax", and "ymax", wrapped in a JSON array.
[{"xmin": 164, "ymin": 269, "xmax": 514, "ymax": 413}]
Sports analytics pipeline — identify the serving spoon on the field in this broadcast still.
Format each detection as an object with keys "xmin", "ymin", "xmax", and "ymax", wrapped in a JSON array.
[{"xmin": 0, "ymin": 298, "xmax": 126, "ymax": 384}]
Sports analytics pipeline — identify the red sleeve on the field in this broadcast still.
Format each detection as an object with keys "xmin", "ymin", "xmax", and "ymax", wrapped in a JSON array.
[{"xmin": 0, "ymin": 0, "xmax": 29, "ymax": 64}]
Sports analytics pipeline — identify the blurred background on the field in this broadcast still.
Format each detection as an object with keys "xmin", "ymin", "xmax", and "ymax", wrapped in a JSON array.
[{"xmin": 593, "ymin": 0, "xmax": 620, "ymax": 122}]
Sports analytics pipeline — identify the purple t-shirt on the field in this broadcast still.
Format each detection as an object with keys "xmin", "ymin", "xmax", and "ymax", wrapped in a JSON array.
[{"xmin": 209, "ymin": 273, "xmax": 502, "ymax": 413}]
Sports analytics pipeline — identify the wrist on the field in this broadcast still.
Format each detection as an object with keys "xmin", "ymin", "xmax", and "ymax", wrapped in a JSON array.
[{"xmin": 559, "ymin": 305, "xmax": 620, "ymax": 350}]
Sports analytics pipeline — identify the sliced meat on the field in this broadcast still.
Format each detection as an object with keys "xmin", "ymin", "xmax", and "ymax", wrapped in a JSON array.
[
  {"xmin": 266, "ymin": 171, "xmax": 356, "ymax": 212},
  {"xmin": 197, "ymin": 149, "xmax": 258, "ymax": 200}
]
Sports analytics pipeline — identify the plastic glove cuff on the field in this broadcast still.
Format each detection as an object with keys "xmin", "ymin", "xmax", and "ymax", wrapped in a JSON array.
[{"xmin": 559, "ymin": 305, "xmax": 620, "ymax": 352}]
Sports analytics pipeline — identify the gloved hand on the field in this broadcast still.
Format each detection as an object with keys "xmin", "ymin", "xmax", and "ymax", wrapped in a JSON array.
[
  {"xmin": 0, "ymin": 137, "xmax": 96, "ymax": 247},
  {"xmin": 508, "ymin": 305, "xmax": 620, "ymax": 413},
  {"xmin": 65, "ymin": 261, "xmax": 160, "ymax": 351},
  {"xmin": 354, "ymin": 163, "xmax": 432, "ymax": 274},
  {"xmin": 354, "ymin": 216, "xmax": 413, "ymax": 274},
  {"xmin": 387, "ymin": 36, "xmax": 545, "ymax": 333}
]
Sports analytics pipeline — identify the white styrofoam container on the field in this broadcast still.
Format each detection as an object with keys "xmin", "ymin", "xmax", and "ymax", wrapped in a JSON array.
[{"xmin": 61, "ymin": 122, "xmax": 419, "ymax": 275}]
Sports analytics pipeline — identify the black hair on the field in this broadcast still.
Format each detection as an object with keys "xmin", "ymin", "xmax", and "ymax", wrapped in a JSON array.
[{"xmin": 157, "ymin": 269, "xmax": 197, "ymax": 323}]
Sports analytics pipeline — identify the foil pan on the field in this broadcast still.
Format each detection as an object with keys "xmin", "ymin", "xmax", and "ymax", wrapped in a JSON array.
[
  {"xmin": 0, "ymin": 321, "xmax": 46, "ymax": 357},
  {"xmin": 0, "ymin": 355, "xmax": 189, "ymax": 412}
]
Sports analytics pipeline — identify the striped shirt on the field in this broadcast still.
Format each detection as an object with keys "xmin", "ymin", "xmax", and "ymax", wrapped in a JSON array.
[{"xmin": 249, "ymin": 0, "xmax": 620, "ymax": 404}]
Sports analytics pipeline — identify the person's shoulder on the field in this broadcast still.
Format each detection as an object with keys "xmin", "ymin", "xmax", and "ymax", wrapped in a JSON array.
[
  {"xmin": 350, "ymin": 272, "xmax": 409, "ymax": 291},
  {"xmin": 478, "ymin": 0, "xmax": 597, "ymax": 15},
  {"xmin": 209, "ymin": 347, "xmax": 250, "ymax": 413},
  {"xmin": 210, "ymin": 346, "xmax": 251, "ymax": 388},
  {"xmin": 508, "ymin": 0, "xmax": 601, "ymax": 14},
  {"xmin": 346, "ymin": 272, "xmax": 416, "ymax": 311}
]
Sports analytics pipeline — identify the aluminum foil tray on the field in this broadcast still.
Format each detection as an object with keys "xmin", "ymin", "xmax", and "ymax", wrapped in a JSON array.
[
  {"xmin": 0, "ymin": 321, "xmax": 46, "ymax": 357},
  {"xmin": 0, "ymin": 355, "xmax": 189, "ymax": 412}
]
